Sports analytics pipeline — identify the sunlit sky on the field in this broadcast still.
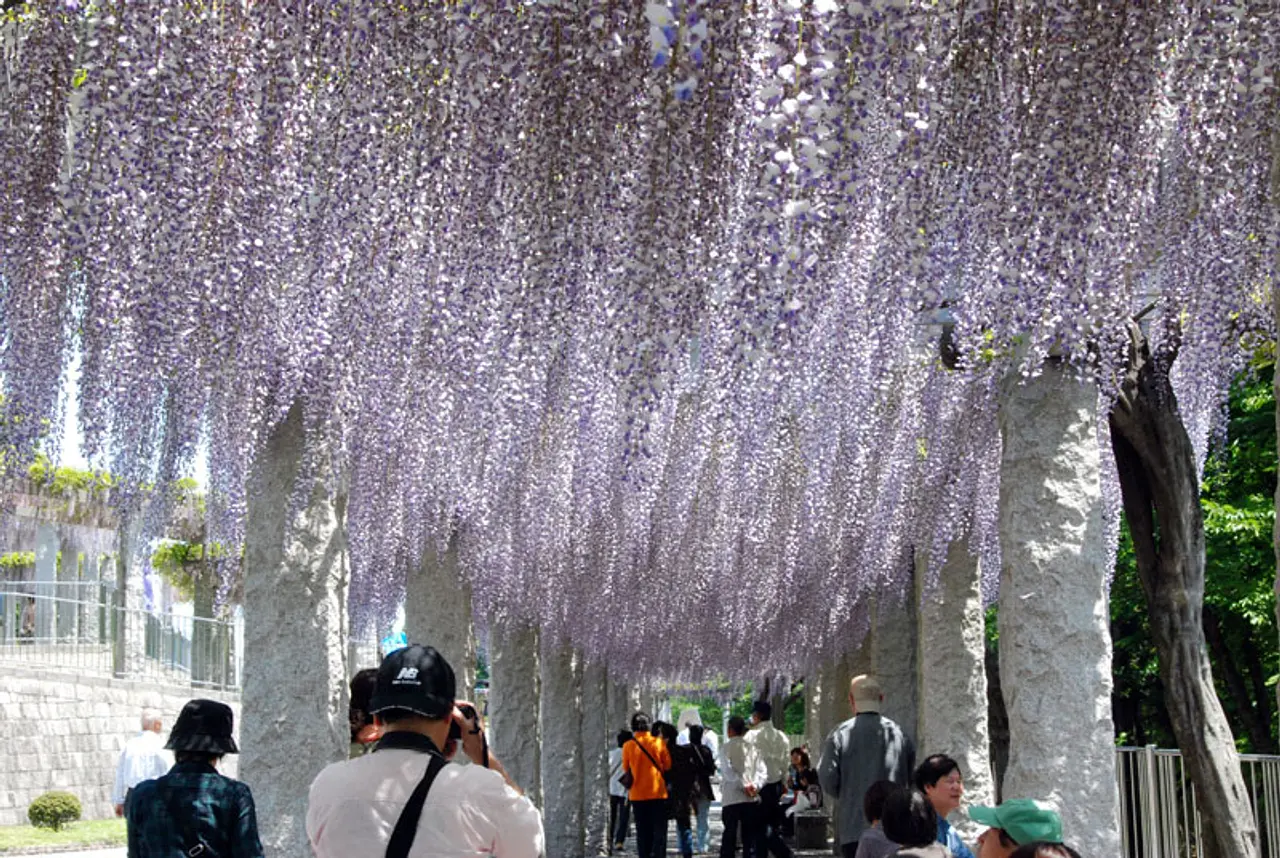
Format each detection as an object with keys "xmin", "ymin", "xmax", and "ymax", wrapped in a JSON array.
[{"xmin": 57, "ymin": 348, "xmax": 208, "ymax": 487}]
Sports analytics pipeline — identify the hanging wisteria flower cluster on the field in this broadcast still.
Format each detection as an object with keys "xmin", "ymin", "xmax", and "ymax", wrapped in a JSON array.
[{"xmin": 1, "ymin": 0, "xmax": 1276, "ymax": 677}]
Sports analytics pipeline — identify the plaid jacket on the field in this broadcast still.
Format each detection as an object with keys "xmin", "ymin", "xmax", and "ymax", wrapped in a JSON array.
[{"xmin": 126, "ymin": 761, "xmax": 264, "ymax": 858}]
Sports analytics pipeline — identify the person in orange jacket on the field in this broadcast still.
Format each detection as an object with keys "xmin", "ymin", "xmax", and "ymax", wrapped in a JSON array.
[{"xmin": 622, "ymin": 712, "xmax": 672, "ymax": 858}]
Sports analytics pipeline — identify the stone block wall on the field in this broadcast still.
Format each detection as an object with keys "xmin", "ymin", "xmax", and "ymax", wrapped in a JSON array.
[{"xmin": 0, "ymin": 665, "xmax": 239, "ymax": 825}]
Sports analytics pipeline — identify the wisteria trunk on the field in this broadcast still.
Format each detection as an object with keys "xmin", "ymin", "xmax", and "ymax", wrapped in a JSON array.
[
  {"xmin": 240, "ymin": 403, "xmax": 350, "ymax": 858},
  {"xmin": 580, "ymin": 660, "xmax": 611, "ymax": 856},
  {"xmin": 403, "ymin": 530, "xmax": 475, "ymax": 695},
  {"xmin": 540, "ymin": 638, "xmax": 584, "ymax": 858},
  {"xmin": 997, "ymin": 362, "xmax": 1120, "ymax": 856},
  {"xmin": 1110, "ymin": 325, "xmax": 1259, "ymax": 858},
  {"xmin": 915, "ymin": 542, "xmax": 994, "ymax": 843},
  {"xmin": 489, "ymin": 619, "xmax": 542, "ymax": 806}
]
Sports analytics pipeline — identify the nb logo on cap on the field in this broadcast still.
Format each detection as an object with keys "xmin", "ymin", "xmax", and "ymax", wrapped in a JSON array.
[{"xmin": 396, "ymin": 667, "xmax": 419, "ymax": 681}]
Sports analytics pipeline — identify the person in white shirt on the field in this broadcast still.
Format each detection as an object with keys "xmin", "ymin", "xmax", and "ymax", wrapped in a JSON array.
[
  {"xmin": 718, "ymin": 716, "xmax": 766, "ymax": 858},
  {"xmin": 307, "ymin": 645, "xmax": 543, "ymax": 858},
  {"xmin": 747, "ymin": 700, "xmax": 794, "ymax": 858},
  {"xmin": 112, "ymin": 708, "xmax": 172, "ymax": 816},
  {"xmin": 609, "ymin": 730, "xmax": 632, "ymax": 853},
  {"xmin": 676, "ymin": 707, "xmax": 721, "ymax": 755}
]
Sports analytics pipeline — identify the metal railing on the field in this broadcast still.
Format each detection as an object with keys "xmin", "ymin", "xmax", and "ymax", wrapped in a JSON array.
[
  {"xmin": 0, "ymin": 588, "xmax": 242, "ymax": 692},
  {"xmin": 1117, "ymin": 745, "xmax": 1280, "ymax": 857}
]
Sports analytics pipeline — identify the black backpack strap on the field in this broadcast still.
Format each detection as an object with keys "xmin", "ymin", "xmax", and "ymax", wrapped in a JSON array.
[
  {"xmin": 633, "ymin": 737, "xmax": 665, "ymax": 773},
  {"xmin": 385, "ymin": 753, "xmax": 447, "ymax": 858}
]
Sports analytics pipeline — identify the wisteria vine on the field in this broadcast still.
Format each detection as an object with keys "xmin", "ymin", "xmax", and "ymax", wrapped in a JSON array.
[{"xmin": 1, "ymin": 0, "xmax": 1276, "ymax": 678}]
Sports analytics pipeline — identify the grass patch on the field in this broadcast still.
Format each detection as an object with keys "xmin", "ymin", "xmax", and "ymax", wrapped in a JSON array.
[{"xmin": 0, "ymin": 818, "xmax": 126, "ymax": 853}]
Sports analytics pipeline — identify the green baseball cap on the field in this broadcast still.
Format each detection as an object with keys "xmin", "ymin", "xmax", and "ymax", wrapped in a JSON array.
[{"xmin": 969, "ymin": 799, "xmax": 1063, "ymax": 844}]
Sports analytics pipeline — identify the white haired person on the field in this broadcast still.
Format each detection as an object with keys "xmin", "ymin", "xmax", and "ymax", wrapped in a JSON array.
[
  {"xmin": 112, "ymin": 708, "xmax": 171, "ymax": 817},
  {"xmin": 126, "ymin": 699, "xmax": 263, "ymax": 857}
]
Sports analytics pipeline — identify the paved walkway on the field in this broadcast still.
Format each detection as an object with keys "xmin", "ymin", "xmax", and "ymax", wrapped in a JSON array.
[
  {"xmin": 614, "ymin": 801, "xmax": 834, "ymax": 857},
  {"xmin": 31, "ymin": 803, "xmax": 833, "ymax": 857}
]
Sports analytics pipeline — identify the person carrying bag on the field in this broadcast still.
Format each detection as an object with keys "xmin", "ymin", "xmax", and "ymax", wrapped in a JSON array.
[
  {"xmin": 307, "ymin": 644, "xmax": 544, "ymax": 858},
  {"xmin": 623, "ymin": 713, "xmax": 673, "ymax": 858}
]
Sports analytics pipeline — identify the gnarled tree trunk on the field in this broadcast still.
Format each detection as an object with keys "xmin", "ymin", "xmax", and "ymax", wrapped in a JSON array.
[{"xmin": 1110, "ymin": 322, "xmax": 1258, "ymax": 858}]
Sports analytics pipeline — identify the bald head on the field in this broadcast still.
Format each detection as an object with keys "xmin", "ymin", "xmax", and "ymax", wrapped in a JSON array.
[{"xmin": 849, "ymin": 674, "xmax": 883, "ymax": 714}]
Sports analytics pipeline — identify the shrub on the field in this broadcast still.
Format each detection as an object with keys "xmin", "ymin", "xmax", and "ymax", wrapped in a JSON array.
[{"xmin": 28, "ymin": 791, "xmax": 81, "ymax": 830}]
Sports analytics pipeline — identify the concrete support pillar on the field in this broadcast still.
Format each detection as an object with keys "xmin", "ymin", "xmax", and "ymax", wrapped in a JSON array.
[
  {"xmin": 607, "ymin": 677, "xmax": 631, "ymax": 735},
  {"xmin": 916, "ymin": 542, "xmax": 994, "ymax": 842},
  {"xmin": 96, "ymin": 554, "xmax": 111, "ymax": 644},
  {"xmin": 539, "ymin": 639, "xmax": 584, "ymax": 858},
  {"xmin": 56, "ymin": 534, "xmax": 79, "ymax": 640},
  {"xmin": 113, "ymin": 517, "xmax": 146, "ymax": 678},
  {"xmin": 80, "ymin": 551, "xmax": 101, "ymax": 643},
  {"xmin": 34, "ymin": 523, "xmax": 57, "ymax": 640},
  {"xmin": 404, "ymin": 532, "xmax": 475, "ymax": 696},
  {"xmin": 192, "ymin": 565, "xmax": 223, "ymax": 688},
  {"xmin": 639, "ymin": 687, "xmax": 658, "ymax": 721},
  {"xmin": 872, "ymin": 579, "xmax": 918, "ymax": 743},
  {"xmin": 998, "ymin": 364, "xmax": 1121, "ymax": 855},
  {"xmin": 804, "ymin": 669, "xmax": 823, "ymax": 754},
  {"xmin": 580, "ymin": 660, "xmax": 610, "ymax": 857},
  {"xmin": 490, "ymin": 620, "xmax": 542, "ymax": 807},
  {"xmin": 240, "ymin": 403, "xmax": 350, "ymax": 858}
]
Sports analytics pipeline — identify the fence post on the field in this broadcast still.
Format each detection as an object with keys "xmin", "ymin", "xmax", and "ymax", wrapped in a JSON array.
[{"xmin": 1142, "ymin": 744, "xmax": 1160, "ymax": 858}]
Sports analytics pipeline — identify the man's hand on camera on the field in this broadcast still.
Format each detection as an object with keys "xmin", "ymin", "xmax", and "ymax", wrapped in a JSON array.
[{"xmin": 452, "ymin": 700, "xmax": 486, "ymax": 765}]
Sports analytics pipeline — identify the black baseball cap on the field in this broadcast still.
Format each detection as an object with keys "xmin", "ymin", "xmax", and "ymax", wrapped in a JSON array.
[{"xmin": 369, "ymin": 645, "xmax": 457, "ymax": 719}]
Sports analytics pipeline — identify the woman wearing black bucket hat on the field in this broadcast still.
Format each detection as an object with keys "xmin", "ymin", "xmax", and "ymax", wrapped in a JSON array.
[{"xmin": 125, "ymin": 699, "xmax": 264, "ymax": 857}]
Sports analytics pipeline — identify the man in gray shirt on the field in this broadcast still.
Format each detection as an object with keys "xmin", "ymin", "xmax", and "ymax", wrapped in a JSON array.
[{"xmin": 817, "ymin": 675, "xmax": 916, "ymax": 857}]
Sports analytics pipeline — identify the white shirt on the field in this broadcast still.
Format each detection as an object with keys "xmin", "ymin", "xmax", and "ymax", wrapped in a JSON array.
[
  {"xmin": 608, "ymin": 748, "xmax": 628, "ymax": 798},
  {"xmin": 112, "ymin": 730, "xmax": 172, "ymax": 806},
  {"xmin": 308, "ymin": 748, "xmax": 544, "ymax": 858},
  {"xmin": 717, "ymin": 736, "xmax": 765, "ymax": 807},
  {"xmin": 676, "ymin": 728, "xmax": 720, "ymax": 756},
  {"xmin": 746, "ymin": 720, "xmax": 791, "ymax": 785}
]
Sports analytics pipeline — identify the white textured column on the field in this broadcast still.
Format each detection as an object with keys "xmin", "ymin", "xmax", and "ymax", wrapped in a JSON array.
[
  {"xmin": 490, "ymin": 620, "xmax": 542, "ymax": 807},
  {"xmin": 581, "ymin": 660, "xmax": 610, "ymax": 857},
  {"xmin": 804, "ymin": 669, "xmax": 823, "ymax": 754},
  {"xmin": 872, "ymin": 580, "xmax": 918, "ymax": 742},
  {"xmin": 540, "ymin": 638, "xmax": 584, "ymax": 858},
  {"xmin": 998, "ymin": 365, "xmax": 1120, "ymax": 855},
  {"xmin": 404, "ymin": 532, "xmax": 476, "ymax": 695},
  {"xmin": 34, "ymin": 523, "xmax": 57, "ymax": 640},
  {"xmin": 916, "ymin": 542, "xmax": 994, "ymax": 842},
  {"xmin": 607, "ymin": 677, "xmax": 631, "ymax": 735},
  {"xmin": 56, "ymin": 533, "xmax": 79, "ymax": 640},
  {"xmin": 80, "ymin": 551, "xmax": 101, "ymax": 643},
  {"xmin": 192, "ymin": 565, "xmax": 220, "ymax": 687},
  {"xmin": 112, "ymin": 516, "xmax": 147, "ymax": 678},
  {"xmin": 240, "ymin": 403, "xmax": 350, "ymax": 858}
]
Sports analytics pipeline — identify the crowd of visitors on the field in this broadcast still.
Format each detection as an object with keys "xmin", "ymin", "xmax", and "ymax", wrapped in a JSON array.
[{"xmin": 112, "ymin": 649, "xmax": 1088, "ymax": 858}]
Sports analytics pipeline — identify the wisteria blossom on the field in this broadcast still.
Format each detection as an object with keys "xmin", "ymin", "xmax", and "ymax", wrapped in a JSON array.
[{"xmin": 1, "ymin": 0, "xmax": 1276, "ymax": 678}]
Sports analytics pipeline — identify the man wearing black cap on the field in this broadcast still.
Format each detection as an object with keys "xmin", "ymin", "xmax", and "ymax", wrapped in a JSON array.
[
  {"xmin": 125, "ymin": 698, "xmax": 264, "ymax": 857},
  {"xmin": 307, "ymin": 644, "xmax": 543, "ymax": 858}
]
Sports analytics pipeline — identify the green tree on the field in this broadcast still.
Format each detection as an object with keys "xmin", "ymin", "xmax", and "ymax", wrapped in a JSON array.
[{"xmin": 1110, "ymin": 361, "xmax": 1278, "ymax": 753}]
